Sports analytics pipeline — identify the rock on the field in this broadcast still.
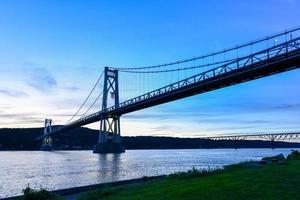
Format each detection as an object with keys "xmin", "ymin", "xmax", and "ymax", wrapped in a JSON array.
[
  {"xmin": 262, "ymin": 154, "xmax": 285, "ymax": 163},
  {"xmin": 224, "ymin": 160, "xmax": 265, "ymax": 169}
]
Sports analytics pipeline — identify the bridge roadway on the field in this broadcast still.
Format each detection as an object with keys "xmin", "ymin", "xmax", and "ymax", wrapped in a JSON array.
[
  {"xmin": 50, "ymin": 37, "xmax": 300, "ymax": 135},
  {"xmin": 205, "ymin": 132, "xmax": 300, "ymax": 141}
]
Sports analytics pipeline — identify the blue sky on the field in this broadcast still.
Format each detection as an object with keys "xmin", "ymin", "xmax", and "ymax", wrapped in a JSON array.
[{"xmin": 0, "ymin": 0, "xmax": 299, "ymax": 137}]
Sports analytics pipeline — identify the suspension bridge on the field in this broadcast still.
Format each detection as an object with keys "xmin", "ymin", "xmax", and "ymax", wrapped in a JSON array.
[{"xmin": 39, "ymin": 27, "xmax": 300, "ymax": 153}]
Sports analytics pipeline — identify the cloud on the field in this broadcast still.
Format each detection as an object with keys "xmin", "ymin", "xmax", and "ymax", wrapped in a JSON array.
[
  {"xmin": 0, "ymin": 88, "xmax": 28, "ymax": 97},
  {"xmin": 281, "ymin": 0, "xmax": 296, "ymax": 4},
  {"xmin": 0, "ymin": 111, "xmax": 37, "ymax": 118},
  {"xmin": 196, "ymin": 118, "xmax": 272, "ymax": 125},
  {"xmin": 21, "ymin": 62, "xmax": 57, "ymax": 92},
  {"xmin": 0, "ymin": 111, "xmax": 45, "ymax": 127},
  {"xmin": 123, "ymin": 111, "xmax": 213, "ymax": 121},
  {"xmin": 123, "ymin": 113, "xmax": 167, "ymax": 120},
  {"xmin": 150, "ymin": 125, "xmax": 185, "ymax": 133},
  {"xmin": 273, "ymin": 103, "xmax": 300, "ymax": 110},
  {"xmin": 27, "ymin": 70, "xmax": 57, "ymax": 91},
  {"xmin": 202, "ymin": 101, "xmax": 300, "ymax": 114},
  {"xmin": 1, "ymin": 119, "xmax": 44, "ymax": 126},
  {"xmin": 61, "ymin": 86, "xmax": 80, "ymax": 91}
]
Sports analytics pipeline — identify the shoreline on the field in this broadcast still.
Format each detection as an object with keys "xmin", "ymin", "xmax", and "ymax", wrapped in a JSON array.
[
  {"xmin": 2, "ymin": 149, "xmax": 299, "ymax": 199},
  {"xmin": 3, "ymin": 150, "xmax": 300, "ymax": 200},
  {"xmin": 1, "ymin": 147, "xmax": 300, "ymax": 152},
  {"xmin": 2, "ymin": 175, "xmax": 166, "ymax": 200}
]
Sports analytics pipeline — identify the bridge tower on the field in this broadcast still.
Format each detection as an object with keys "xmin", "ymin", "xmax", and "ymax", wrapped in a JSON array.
[
  {"xmin": 40, "ymin": 119, "xmax": 53, "ymax": 151},
  {"xmin": 93, "ymin": 67, "xmax": 125, "ymax": 153}
]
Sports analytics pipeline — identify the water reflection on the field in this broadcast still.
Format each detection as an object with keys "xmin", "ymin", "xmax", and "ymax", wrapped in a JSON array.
[{"xmin": 97, "ymin": 153, "xmax": 121, "ymax": 182}]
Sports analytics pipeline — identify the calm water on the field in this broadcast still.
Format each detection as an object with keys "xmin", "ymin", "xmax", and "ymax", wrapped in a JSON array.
[{"xmin": 0, "ymin": 148, "xmax": 298, "ymax": 198}]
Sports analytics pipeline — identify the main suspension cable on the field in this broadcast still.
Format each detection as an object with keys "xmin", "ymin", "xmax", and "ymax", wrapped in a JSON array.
[
  {"xmin": 80, "ymin": 91, "xmax": 103, "ymax": 119},
  {"xmin": 112, "ymin": 26, "xmax": 300, "ymax": 71},
  {"xmin": 65, "ymin": 71, "xmax": 104, "ymax": 124},
  {"xmin": 119, "ymin": 57, "xmax": 237, "ymax": 73}
]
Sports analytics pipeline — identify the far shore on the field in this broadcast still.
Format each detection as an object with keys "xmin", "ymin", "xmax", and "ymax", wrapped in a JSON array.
[{"xmin": 2, "ymin": 146, "xmax": 300, "ymax": 152}]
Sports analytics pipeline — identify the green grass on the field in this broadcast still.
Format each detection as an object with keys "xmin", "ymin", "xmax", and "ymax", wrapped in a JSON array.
[{"xmin": 78, "ymin": 161, "xmax": 300, "ymax": 200}]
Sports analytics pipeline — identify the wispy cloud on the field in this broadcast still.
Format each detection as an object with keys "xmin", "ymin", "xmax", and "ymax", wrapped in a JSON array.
[
  {"xmin": 61, "ymin": 86, "xmax": 80, "ymax": 91},
  {"xmin": 195, "ymin": 118, "xmax": 272, "ymax": 125},
  {"xmin": 149, "ymin": 125, "xmax": 190, "ymax": 134},
  {"xmin": 273, "ymin": 103, "xmax": 300, "ymax": 110},
  {"xmin": 22, "ymin": 62, "xmax": 57, "ymax": 92},
  {"xmin": 281, "ymin": 0, "xmax": 296, "ymax": 5},
  {"xmin": 123, "ymin": 105, "xmax": 297, "ymax": 125},
  {"xmin": 0, "ymin": 88, "xmax": 28, "ymax": 97},
  {"xmin": 0, "ymin": 111, "xmax": 44, "ymax": 127},
  {"xmin": 123, "ymin": 111, "xmax": 213, "ymax": 121},
  {"xmin": 123, "ymin": 113, "xmax": 167, "ymax": 120}
]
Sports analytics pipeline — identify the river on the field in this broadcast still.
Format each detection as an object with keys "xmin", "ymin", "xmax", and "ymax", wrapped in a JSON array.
[{"xmin": 0, "ymin": 148, "xmax": 298, "ymax": 198}]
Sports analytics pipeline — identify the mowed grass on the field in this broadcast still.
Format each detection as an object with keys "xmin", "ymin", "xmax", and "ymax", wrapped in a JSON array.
[{"xmin": 78, "ymin": 161, "xmax": 300, "ymax": 200}]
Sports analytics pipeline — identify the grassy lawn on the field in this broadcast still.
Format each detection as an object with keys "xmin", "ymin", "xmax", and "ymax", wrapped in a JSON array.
[{"xmin": 78, "ymin": 160, "xmax": 300, "ymax": 200}]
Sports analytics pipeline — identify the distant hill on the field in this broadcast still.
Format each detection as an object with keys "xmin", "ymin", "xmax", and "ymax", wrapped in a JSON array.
[{"xmin": 0, "ymin": 127, "xmax": 299, "ymax": 150}]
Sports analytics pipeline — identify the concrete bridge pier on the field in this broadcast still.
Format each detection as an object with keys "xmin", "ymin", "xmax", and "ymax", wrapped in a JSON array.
[
  {"xmin": 40, "ymin": 119, "xmax": 53, "ymax": 151},
  {"xmin": 93, "ymin": 116, "xmax": 125, "ymax": 153},
  {"xmin": 93, "ymin": 134, "xmax": 125, "ymax": 153}
]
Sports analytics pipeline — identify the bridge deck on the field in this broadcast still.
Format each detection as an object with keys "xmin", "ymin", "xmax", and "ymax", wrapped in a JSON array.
[{"xmin": 52, "ymin": 37, "xmax": 300, "ymax": 134}]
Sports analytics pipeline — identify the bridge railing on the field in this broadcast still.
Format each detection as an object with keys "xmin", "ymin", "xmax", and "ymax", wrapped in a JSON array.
[
  {"xmin": 57, "ymin": 29, "xmax": 300, "ymax": 133},
  {"xmin": 63, "ymin": 36, "xmax": 300, "ymax": 130},
  {"xmin": 115, "ymin": 27, "xmax": 300, "ymax": 102},
  {"xmin": 104, "ymin": 37, "xmax": 300, "ymax": 111}
]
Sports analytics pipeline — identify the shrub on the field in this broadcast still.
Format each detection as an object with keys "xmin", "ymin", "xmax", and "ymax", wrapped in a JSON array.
[
  {"xmin": 167, "ymin": 166, "xmax": 222, "ymax": 179},
  {"xmin": 22, "ymin": 186, "xmax": 63, "ymax": 200},
  {"xmin": 287, "ymin": 150, "xmax": 300, "ymax": 160}
]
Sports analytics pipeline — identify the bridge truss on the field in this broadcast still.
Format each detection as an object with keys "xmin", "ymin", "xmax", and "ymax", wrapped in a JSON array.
[
  {"xmin": 39, "ymin": 27, "xmax": 300, "ymax": 152},
  {"xmin": 205, "ymin": 132, "xmax": 300, "ymax": 149},
  {"xmin": 59, "ymin": 28, "xmax": 300, "ymax": 133},
  {"xmin": 206, "ymin": 132, "xmax": 300, "ymax": 141}
]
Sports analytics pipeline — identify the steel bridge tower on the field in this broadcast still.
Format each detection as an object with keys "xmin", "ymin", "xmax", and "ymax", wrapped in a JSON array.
[
  {"xmin": 93, "ymin": 67, "xmax": 125, "ymax": 153},
  {"xmin": 40, "ymin": 118, "xmax": 53, "ymax": 151}
]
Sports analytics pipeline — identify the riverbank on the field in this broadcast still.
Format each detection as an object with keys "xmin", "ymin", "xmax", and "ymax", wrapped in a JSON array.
[
  {"xmin": 13, "ymin": 151, "xmax": 300, "ymax": 200},
  {"xmin": 3, "ymin": 176, "xmax": 166, "ymax": 200},
  {"xmin": 76, "ymin": 160, "xmax": 300, "ymax": 200}
]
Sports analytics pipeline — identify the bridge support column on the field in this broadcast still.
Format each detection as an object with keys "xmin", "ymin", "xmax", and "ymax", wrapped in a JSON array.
[
  {"xmin": 40, "ymin": 119, "xmax": 53, "ymax": 151},
  {"xmin": 93, "ymin": 116, "xmax": 124, "ymax": 153},
  {"xmin": 93, "ymin": 67, "xmax": 125, "ymax": 153},
  {"xmin": 269, "ymin": 135, "xmax": 276, "ymax": 149},
  {"xmin": 234, "ymin": 137, "xmax": 238, "ymax": 149},
  {"xmin": 271, "ymin": 139, "xmax": 275, "ymax": 149}
]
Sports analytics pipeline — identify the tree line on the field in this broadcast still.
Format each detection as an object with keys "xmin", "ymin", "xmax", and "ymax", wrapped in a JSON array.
[{"xmin": 0, "ymin": 127, "xmax": 299, "ymax": 150}]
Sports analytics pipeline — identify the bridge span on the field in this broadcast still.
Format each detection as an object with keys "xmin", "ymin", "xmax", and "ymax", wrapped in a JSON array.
[
  {"xmin": 205, "ymin": 132, "xmax": 300, "ymax": 149},
  {"xmin": 40, "ymin": 27, "xmax": 300, "ymax": 153}
]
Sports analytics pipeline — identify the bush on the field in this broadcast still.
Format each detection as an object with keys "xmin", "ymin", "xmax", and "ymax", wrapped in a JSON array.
[
  {"xmin": 167, "ymin": 166, "xmax": 222, "ymax": 179},
  {"xmin": 22, "ymin": 186, "xmax": 63, "ymax": 200},
  {"xmin": 287, "ymin": 150, "xmax": 300, "ymax": 160}
]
